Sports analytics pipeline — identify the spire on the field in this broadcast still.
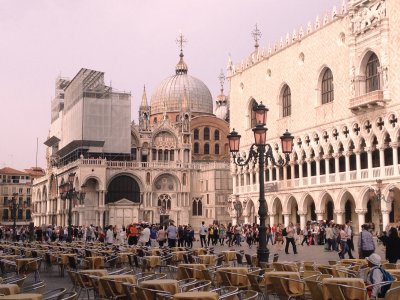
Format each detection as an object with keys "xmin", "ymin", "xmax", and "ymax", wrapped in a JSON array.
[
  {"xmin": 175, "ymin": 32, "xmax": 188, "ymax": 75},
  {"xmin": 251, "ymin": 23, "xmax": 262, "ymax": 50},
  {"xmin": 140, "ymin": 85, "xmax": 148, "ymax": 109},
  {"xmin": 217, "ymin": 70, "xmax": 227, "ymax": 104}
]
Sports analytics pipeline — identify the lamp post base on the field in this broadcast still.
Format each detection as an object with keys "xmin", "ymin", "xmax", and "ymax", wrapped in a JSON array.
[{"xmin": 257, "ymin": 247, "xmax": 270, "ymax": 265}]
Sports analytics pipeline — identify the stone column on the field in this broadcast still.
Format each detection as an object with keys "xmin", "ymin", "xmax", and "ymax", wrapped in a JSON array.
[
  {"xmin": 355, "ymin": 150, "xmax": 361, "ymax": 179},
  {"xmin": 283, "ymin": 165, "xmax": 287, "ymax": 181},
  {"xmin": 290, "ymin": 162, "xmax": 295, "ymax": 186},
  {"xmin": 276, "ymin": 167, "xmax": 280, "ymax": 182},
  {"xmin": 299, "ymin": 213, "xmax": 307, "ymax": 229},
  {"xmin": 306, "ymin": 159, "xmax": 311, "ymax": 185},
  {"xmin": 325, "ymin": 155, "xmax": 330, "ymax": 182},
  {"xmin": 283, "ymin": 214, "xmax": 290, "ymax": 227},
  {"xmin": 334, "ymin": 154, "xmax": 340, "ymax": 182},
  {"xmin": 335, "ymin": 210, "xmax": 345, "ymax": 225},
  {"xmin": 382, "ymin": 210, "xmax": 390, "ymax": 232},
  {"xmin": 99, "ymin": 210, "xmax": 104, "ymax": 228},
  {"xmin": 356, "ymin": 209, "xmax": 367, "ymax": 232},
  {"xmin": 232, "ymin": 174, "xmax": 237, "ymax": 194},
  {"xmin": 345, "ymin": 151, "xmax": 350, "ymax": 180},
  {"xmin": 367, "ymin": 147, "xmax": 373, "ymax": 178},
  {"xmin": 299, "ymin": 160, "xmax": 304, "ymax": 186},
  {"xmin": 380, "ymin": 147, "xmax": 385, "ymax": 176},
  {"xmin": 316, "ymin": 157, "xmax": 321, "ymax": 184},
  {"xmin": 392, "ymin": 143, "xmax": 399, "ymax": 176},
  {"xmin": 316, "ymin": 210, "xmax": 324, "ymax": 222}
]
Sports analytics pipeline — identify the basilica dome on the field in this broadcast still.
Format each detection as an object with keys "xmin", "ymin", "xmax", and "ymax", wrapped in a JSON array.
[{"xmin": 150, "ymin": 52, "xmax": 213, "ymax": 116}]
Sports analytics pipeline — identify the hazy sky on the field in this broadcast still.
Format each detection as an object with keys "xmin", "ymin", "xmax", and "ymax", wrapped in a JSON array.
[{"xmin": 0, "ymin": 0, "xmax": 342, "ymax": 170}]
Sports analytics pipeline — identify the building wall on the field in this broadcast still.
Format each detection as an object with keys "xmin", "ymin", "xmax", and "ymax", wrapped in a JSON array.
[{"xmin": 228, "ymin": 0, "xmax": 400, "ymax": 233}]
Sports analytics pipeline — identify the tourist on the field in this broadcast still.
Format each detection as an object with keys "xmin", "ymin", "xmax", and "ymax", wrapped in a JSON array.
[
  {"xmin": 338, "ymin": 224, "xmax": 351, "ymax": 259},
  {"xmin": 285, "ymin": 222, "xmax": 298, "ymax": 254},
  {"xmin": 199, "ymin": 221, "xmax": 207, "ymax": 248},
  {"xmin": 150, "ymin": 225, "xmax": 158, "ymax": 247},
  {"xmin": 325, "ymin": 223, "xmax": 334, "ymax": 251},
  {"xmin": 127, "ymin": 223, "xmax": 138, "ymax": 246},
  {"xmin": 345, "ymin": 220, "xmax": 355, "ymax": 258},
  {"xmin": 138, "ymin": 224, "xmax": 150, "ymax": 246},
  {"xmin": 156, "ymin": 226, "xmax": 167, "ymax": 247},
  {"xmin": 275, "ymin": 224, "xmax": 284, "ymax": 251},
  {"xmin": 219, "ymin": 224, "xmax": 226, "ymax": 246},
  {"xmin": 300, "ymin": 224, "xmax": 309, "ymax": 246},
  {"xmin": 245, "ymin": 226, "xmax": 253, "ymax": 249},
  {"xmin": 364, "ymin": 253, "xmax": 394, "ymax": 298},
  {"xmin": 358, "ymin": 224, "xmax": 375, "ymax": 258},
  {"xmin": 186, "ymin": 225, "xmax": 195, "ymax": 248},
  {"xmin": 379, "ymin": 227, "xmax": 400, "ymax": 263},
  {"xmin": 227, "ymin": 223, "xmax": 234, "ymax": 247},
  {"xmin": 166, "ymin": 222, "xmax": 178, "ymax": 247},
  {"xmin": 177, "ymin": 225, "xmax": 185, "ymax": 247},
  {"xmin": 105, "ymin": 225, "xmax": 114, "ymax": 245},
  {"xmin": 266, "ymin": 224, "xmax": 274, "ymax": 246}
]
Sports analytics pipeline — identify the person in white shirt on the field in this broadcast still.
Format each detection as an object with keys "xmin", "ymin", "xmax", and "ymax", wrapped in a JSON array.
[
  {"xmin": 105, "ymin": 226, "xmax": 114, "ymax": 245},
  {"xmin": 138, "ymin": 224, "xmax": 151, "ymax": 246}
]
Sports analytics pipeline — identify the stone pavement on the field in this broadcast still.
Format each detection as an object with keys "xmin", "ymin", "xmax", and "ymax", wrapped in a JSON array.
[{"xmin": 34, "ymin": 235, "xmax": 385, "ymax": 294}]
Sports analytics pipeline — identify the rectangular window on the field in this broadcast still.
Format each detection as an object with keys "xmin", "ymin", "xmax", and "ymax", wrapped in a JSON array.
[
  {"xmin": 27, "ymin": 188, "xmax": 31, "ymax": 195},
  {"xmin": 207, "ymin": 194, "xmax": 209, "ymax": 205},
  {"xmin": 19, "ymin": 188, "xmax": 23, "ymax": 195},
  {"xmin": 2, "ymin": 187, "xmax": 8, "ymax": 194}
]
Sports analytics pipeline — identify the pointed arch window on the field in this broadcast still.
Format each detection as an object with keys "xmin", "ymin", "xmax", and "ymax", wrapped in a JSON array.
[
  {"xmin": 366, "ymin": 53, "xmax": 380, "ymax": 92},
  {"xmin": 194, "ymin": 142, "xmax": 199, "ymax": 154},
  {"xmin": 321, "ymin": 68, "xmax": 334, "ymax": 104},
  {"xmin": 194, "ymin": 129, "xmax": 199, "ymax": 140},
  {"xmin": 215, "ymin": 144, "xmax": 220, "ymax": 155},
  {"xmin": 192, "ymin": 198, "xmax": 203, "ymax": 216},
  {"xmin": 282, "ymin": 85, "xmax": 291, "ymax": 117},
  {"xmin": 175, "ymin": 115, "xmax": 180, "ymax": 122},
  {"xmin": 204, "ymin": 143, "xmax": 210, "ymax": 155},
  {"xmin": 214, "ymin": 130, "xmax": 220, "ymax": 140},
  {"xmin": 204, "ymin": 127, "xmax": 210, "ymax": 140},
  {"xmin": 249, "ymin": 99, "xmax": 257, "ymax": 128}
]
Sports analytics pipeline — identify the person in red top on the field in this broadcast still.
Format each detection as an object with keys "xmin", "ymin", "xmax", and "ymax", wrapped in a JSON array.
[
  {"xmin": 127, "ymin": 223, "xmax": 138, "ymax": 246},
  {"xmin": 271, "ymin": 224, "xmax": 277, "ymax": 243}
]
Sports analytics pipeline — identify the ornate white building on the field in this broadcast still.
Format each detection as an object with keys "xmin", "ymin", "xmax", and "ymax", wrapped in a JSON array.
[
  {"xmin": 228, "ymin": 0, "xmax": 400, "ymax": 232},
  {"xmin": 32, "ymin": 39, "xmax": 232, "ymax": 229}
]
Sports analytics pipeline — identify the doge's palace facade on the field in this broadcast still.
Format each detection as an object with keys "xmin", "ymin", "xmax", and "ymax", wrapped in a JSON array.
[{"xmin": 228, "ymin": 0, "xmax": 400, "ymax": 233}]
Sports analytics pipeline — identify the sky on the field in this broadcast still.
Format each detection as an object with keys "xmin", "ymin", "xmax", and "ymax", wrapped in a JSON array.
[{"xmin": 0, "ymin": 0, "xmax": 343, "ymax": 170}]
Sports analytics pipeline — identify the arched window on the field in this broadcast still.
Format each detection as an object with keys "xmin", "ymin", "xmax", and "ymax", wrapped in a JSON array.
[
  {"xmin": 192, "ymin": 198, "xmax": 203, "ymax": 216},
  {"xmin": 154, "ymin": 117, "xmax": 158, "ymax": 124},
  {"xmin": 204, "ymin": 143, "xmax": 210, "ymax": 155},
  {"xmin": 214, "ymin": 130, "xmax": 220, "ymax": 140},
  {"xmin": 18, "ymin": 209, "xmax": 23, "ymax": 220},
  {"xmin": 194, "ymin": 142, "xmax": 199, "ymax": 154},
  {"xmin": 321, "ymin": 68, "xmax": 334, "ymax": 104},
  {"xmin": 194, "ymin": 129, "xmax": 199, "ymax": 140},
  {"xmin": 215, "ymin": 144, "xmax": 220, "ymax": 155},
  {"xmin": 182, "ymin": 173, "xmax": 187, "ymax": 186},
  {"xmin": 2, "ymin": 209, "xmax": 8, "ymax": 220},
  {"xmin": 26, "ymin": 209, "xmax": 31, "ymax": 220},
  {"xmin": 204, "ymin": 127, "xmax": 210, "ymax": 140},
  {"xmin": 366, "ymin": 53, "xmax": 380, "ymax": 92},
  {"xmin": 175, "ymin": 115, "xmax": 180, "ymax": 122},
  {"xmin": 282, "ymin": 85, "xmax": 291, "ymax": 117}
]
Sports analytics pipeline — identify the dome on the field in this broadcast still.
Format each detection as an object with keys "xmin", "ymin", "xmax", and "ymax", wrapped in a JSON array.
[{"xmin": 150, "ymin": 73, "xmax": 213, "ymax": 116}]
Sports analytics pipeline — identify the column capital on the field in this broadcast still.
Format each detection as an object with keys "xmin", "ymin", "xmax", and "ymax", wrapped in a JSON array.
[
  {"xmin": 315, "ymin": 210, "xmax": 325, "ymax": 215},
  {"xmin": 314, "ymin": 156, "xmax": 321, "ymax": 162},
  {"xmin": 298, "ymin": 212, "xmax": 307, "ymax": 216},
  {"xmin": 390, "ymin": 142, "xmax": 399, "ymax": 148},
  {"xmin": 345, "ymin": 151, "xmax": 353, "ymax": 157},
  {"xmin": 355, "ymin": 209, "xmax": 367, "ymax": 214},
  {"xmin": 323, "ymin": 154, "xmax": 331, "ymax": 160},
  {"xmin": 334, "ymin": 209, "xmax": 345, "ymax": 214},
  {"xmin": 381, "ymin": 210, "xmax": 391, "ymax": 214}
]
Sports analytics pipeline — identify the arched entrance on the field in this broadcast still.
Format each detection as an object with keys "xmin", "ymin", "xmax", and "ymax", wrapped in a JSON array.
[
  {"xmin": 272, "ymin": 198, "xmax": 283, "ymax": 225},
  {"xmin": 287, "ymin": 197, "xmax": 299, "ymax": 224},
  {"xmin": 106, "ymin": 175, "xmax": 140, "ymax": 204},
  {"xmin": 303, "ymin": 195, "xmax": 316, "ymax": 222}
]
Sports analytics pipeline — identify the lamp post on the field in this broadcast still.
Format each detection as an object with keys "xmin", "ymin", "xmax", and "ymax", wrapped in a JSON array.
[
  {"xmin": 234, "ymin": 200, "xmax": 243, "ymax": 225},
  {"xmin": 368, "ymin": 179, "xmax": 394, "ymax": 233},
  {"xmin": 227, "ymin": 101, "xmax": 294, "ymax": 264},
  {"xmin": 59, "ymin": 172, "xmax": 86, "ymax": 242},
  {"xmin": 9, "ymin": 192, "xmax": 23, "ymax": 242}
]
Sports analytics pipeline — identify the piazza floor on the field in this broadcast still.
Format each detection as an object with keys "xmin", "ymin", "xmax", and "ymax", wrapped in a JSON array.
[{"xmin": 34, "ymin": 234, "xmax": 387, "ymax": 294}]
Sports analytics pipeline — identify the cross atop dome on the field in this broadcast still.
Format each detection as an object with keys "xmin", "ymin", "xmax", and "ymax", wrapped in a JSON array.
[{"xmin": 175, "ymin": 32, "xmax": 188, "ymax": 75}]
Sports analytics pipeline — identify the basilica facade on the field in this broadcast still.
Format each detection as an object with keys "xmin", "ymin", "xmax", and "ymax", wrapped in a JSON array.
[
  {"xmin": 228, "ymin": 0, "xmax": 400, "ymax": 233},
  {"xmin": 32, "ymin": 43, "xmax": 232, "ymax": 230}
]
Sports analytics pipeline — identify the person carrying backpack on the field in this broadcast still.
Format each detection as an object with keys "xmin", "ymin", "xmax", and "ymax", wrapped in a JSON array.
[{"xmin": 365, "ymin": 253, "xmax": 394, "ymax": 298}]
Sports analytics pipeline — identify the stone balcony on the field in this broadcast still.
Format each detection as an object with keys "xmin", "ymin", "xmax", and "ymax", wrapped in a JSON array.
[{"xmin": 349, "ymin": 90, "xmax": 386, "ymax": 113}]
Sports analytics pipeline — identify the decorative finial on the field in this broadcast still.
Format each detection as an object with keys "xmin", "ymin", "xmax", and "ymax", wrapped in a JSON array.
[
  {"xmin": 175, "ymin": 31, "xmax": 188, "ymax": 75},
  {"xmin": 251, "ymin": 23, "xmax": 262, "ymax": 49}
]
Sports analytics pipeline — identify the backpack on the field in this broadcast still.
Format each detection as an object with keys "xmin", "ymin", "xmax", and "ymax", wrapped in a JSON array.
[
  {"xmin": 282, "ymin": 228, "xmax": 287, "ymax": 237},
  {"xmin": 371, "ymin": 267, "xmax": 395, "ymax": 297}
]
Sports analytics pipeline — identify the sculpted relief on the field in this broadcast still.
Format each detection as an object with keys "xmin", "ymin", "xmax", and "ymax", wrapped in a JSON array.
[{"xmin": 350, "ymin": 0, "xmax": 386, "ymax": 34}]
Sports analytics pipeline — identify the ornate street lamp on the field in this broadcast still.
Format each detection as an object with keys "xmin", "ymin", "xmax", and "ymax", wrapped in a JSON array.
[
  {"xmin": 59, "ymin": 172, "xmax": 86, "ymax": 242},
  {"xmin": 368, "ymin": 179, "xmax": 394, "ymax": 232},
  {"xmin": 227, "ymin": 101, "xmax": 294, "ymax": 264},
  {"xmin": 9, "ymin": 192, "xmax": 26, "ymax": 241}
]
